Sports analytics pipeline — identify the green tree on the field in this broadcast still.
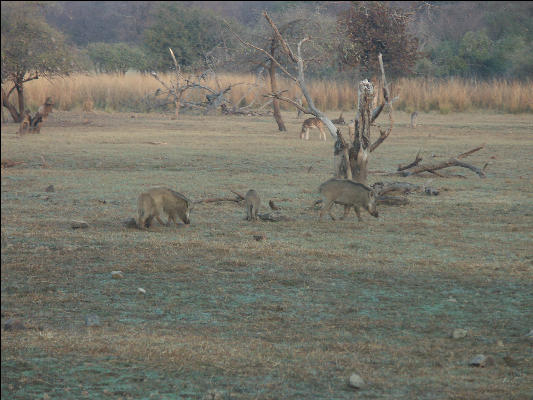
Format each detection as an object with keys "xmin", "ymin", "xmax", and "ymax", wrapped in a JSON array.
[
  {"xmin": 1, "ymin": 2, "xmax": 75, "ymax": 122},
  {"xmin": 88, "ymin": 42, "xmax": 148, "ymax": 74},
  {"xmin": 143, "ymin": 3, "xmax": 224, "ymax": 71}
]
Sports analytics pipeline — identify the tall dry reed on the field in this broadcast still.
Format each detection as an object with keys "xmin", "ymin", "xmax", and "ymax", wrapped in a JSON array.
[{"xmin": 10, "ymin": 73, "xmax": 533, "ymax": 114}]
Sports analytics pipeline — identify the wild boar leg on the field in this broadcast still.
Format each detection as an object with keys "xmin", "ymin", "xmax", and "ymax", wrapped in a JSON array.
[
  {"xmin": 354, "ymin": 206, "xmax": 362, "ymax": 222},
  {"xmin": 340, "ymin": 205, "xmax": 351, "ymax": 220}
]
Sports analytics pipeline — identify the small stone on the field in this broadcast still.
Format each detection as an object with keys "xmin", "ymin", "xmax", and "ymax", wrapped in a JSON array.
[
  {"xmin": 137, "ymin": 288, "xmax": 146, "ymax": 295},
  {"xmin": 496, "ymin": 340, "xmax": 504, "ymax": 347},
  {"xmin": 84, "ymin": 315, "xmax": 100, "ymax": 327},
  {"xmin": 348, "ymin": 373, "xmax": 365, "ymax": 389},
  {"xmin": 452, "ymin": 328, "xmax": 468, "ymax": 339},
  {"xmin": 122, "ymin": 217, "xmax": 138, "ymax": 228},
  {"xmin": 111, "ymin": 271, "xmax": 124, "ymax": 279},
  {"xmin": 503, "ymin": 355, "xmax": 518, "ymax": 367},
  {"xmin": 447, "ymin": 297, "xmax": 457, "ymax": 303},
  {"xmin": 45, "ymin": 185, "xmax": 55, "ymax": 192},
  {"xmin": 202, "ymin": 389, "xmax": 224, "ymax": 400},
  {"xmin": 71, "ymin": 220, "xmax": 88, "ymax": 229},
  {"xmin": 526, "ymin": 330, "xmax": 533, "ymax": 341},
  {"xmin": 4, "ymin": 318, "xmax": 25, "ymax": 331},
  {"xmin": 469, "ymin": 354, "xmax": 494, "ymax": 367}
]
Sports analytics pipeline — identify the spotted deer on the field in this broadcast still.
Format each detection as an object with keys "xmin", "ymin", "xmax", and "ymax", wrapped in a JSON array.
[{"xmin": 300, "ymin": 117, "xmax": 327, "ymax": 141}]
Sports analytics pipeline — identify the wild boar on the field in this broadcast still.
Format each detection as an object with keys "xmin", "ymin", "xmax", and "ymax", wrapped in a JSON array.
[
  {"xmin": 318, "ymin": 178, "xmax": 378, "ymax": 221},
  {"xmin": 137, "ymin": 187, "xmax": 192, "ymax": 229},
  {"xmin": 244, "ymin": 189, "xmax": 261, "ymax": 221}
]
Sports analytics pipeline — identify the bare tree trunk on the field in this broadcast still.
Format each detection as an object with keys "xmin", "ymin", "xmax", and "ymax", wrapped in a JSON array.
[
  {"xmin": 173, "ymin": 98, "xmax": 181, "ymax": 120},
  {"xmin": 16, "ymin": 82, "xmax": 24, "ymax": 122},
  {"xmin": 2, "ymin": 86, "xmax": 21, "ymax": 122},
  {"xmin": 269, "ymin": 43, "xmax": 286, "ymax": 132}
]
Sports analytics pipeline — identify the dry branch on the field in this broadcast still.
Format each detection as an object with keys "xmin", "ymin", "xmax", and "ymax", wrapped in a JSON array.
[
  {"xmin": 396, "ymin": 146, "xmax": 487, "ymax": 178},
  {"xmin": 194, "ymin": 197, "xmax": 243, "ymax": 204},
  {"xmin": 397, "ymin": 150, "xmax": 422, "ymax": 171}
]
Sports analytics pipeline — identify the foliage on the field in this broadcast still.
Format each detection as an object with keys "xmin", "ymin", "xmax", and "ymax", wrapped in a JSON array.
[
  {"xmin": 44, "ymin": 1, "xmax": 153, "ymax": 46},
  {"xmin": 87, "ymin": 42, "xmax": 148, "ymax": 74},
  {"xmin": 337, "ymin": 1, "xmax": 419, "ymax": 78},
  {"xmin": 1, "ymin": 2, "xmax": 74, "ymax": 82},
  {"xmin": 416, "ymin": 2, "xmax": 533, "ymax": 79},
  {"xmin": 1, "ymin": 1, "xmax": 75, "ymax": 121},
  {"xmin": 142, "ymin": 3, "xmax": 227, "ymax": 71}
]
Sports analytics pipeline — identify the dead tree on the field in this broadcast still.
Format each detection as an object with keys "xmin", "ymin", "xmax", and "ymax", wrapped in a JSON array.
[
  {"xmin": 18, "ymin": 97, "xmax": 54, "ymax": 134},
  {"xmin": 228, "ymin": 12, "xmax": 393, "ymax": 183}
]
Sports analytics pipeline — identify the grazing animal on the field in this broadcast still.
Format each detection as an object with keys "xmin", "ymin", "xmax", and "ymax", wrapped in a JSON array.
[
  {"xmin": 137, "ymin": 187, "xmax": 192, "ymax": 229},
  {"xmin": 331, "ymin": 112, "xmax": 346, "ymax": 125},
  {"xmin": 83, "ymin": 97, "xmax": 94, "ymax": 113},
  {"xmin": 37, "ymin": 97, "xmax": 54, "ymax": 122},
  {"xmin": 244, "ymin": 190, "xmax": 261, "ymax": 221},
  {"xmin": 410, "ymin": 111, "xmax": 418, "ymax": 128},
  {"xmin": 300, "ymin": 117, "xmax": 327, "ymax": 141},
  {"xmin": 295, "ymin": 97, "xmax": 303, "ymax": 119},
  {"xmin": 318, "ymin": 178, "xmax": 379, "ymax": 221}
]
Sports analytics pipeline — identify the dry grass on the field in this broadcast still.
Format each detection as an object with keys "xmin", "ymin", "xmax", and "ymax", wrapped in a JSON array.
[
  {"xmin": 9, "ymin": 73, "xmax": 533, "ymax": 115},
  {"xmin": 1, "ymin": 110, "xmax": 532, "ymax": 399}
]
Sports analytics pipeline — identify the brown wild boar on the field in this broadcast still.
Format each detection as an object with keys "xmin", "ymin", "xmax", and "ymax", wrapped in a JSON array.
[
  {"xmin": 137, "ymin": 187, "xmax": 192, "ymax": 229},
  {"xmin": 318, "ymin": 178, "xmax": 378, "ymax": 221},
  {"xmin": 245, "ymin": 190, "xmax": 261, "ymax": 221}
]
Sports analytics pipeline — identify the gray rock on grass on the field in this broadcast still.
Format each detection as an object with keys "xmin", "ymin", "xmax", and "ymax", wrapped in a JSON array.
[
  {"xmin": 4, "ymin": 318, "xmax": 26, "ymax": 331},
  {"xmin": 84, "ymin": 315, "xmax": 100, "ymax": 327},
  {"xmin": 452, "ymin": 328, "xmax": 468, "ymax": 339},
  {"xmin": 71, "ymin": 220, "xmax": 89, "ymax": 229},
  {"xmin": 469, "ymin": 354, "xmax": 494, "ymax": 367},
  {"xmin": 348, "ymin": 373, "xmax": 365, "ymax": 389}
]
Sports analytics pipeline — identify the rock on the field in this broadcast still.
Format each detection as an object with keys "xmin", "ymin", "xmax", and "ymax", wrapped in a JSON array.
[
  {"xmin": 111, "ymin": 271, "xmax": 124, "ymax": 279},
  {"xmin": 4, "ymin": 318, "xmax": 25, "ymax": 331},
  {"xmin": 452, "ymin": 328, "xmax": 468, "ymax": 339},
  {"xmin": 503, "ymin": 355, "xmax": 518, "ymax": 367},
  {"xmin": 137, "ymin": 288, "xmax": 146, "ymax": 295},
  {"xmin": 424, "ymin": 187, "xmax": 439, "ymax": 196},
  {"xmin": 45, "ymin": 185, "xmax": 55, "ymax": 192},
  {"xmin": 253, "ymin": 234, "xmax": 266, "ymax": 241},
  {"xmin": 202, "ymin": 390, "xmax": 224, "ymax": 400},
  {"xmin": 84, "ymin": 315, "xmax": 100, "ymax": 327},
  {"xmin": 122, "ymin": 217, "xmax": 138, "ymax": 228},
  {"xmin": 526, "ymin": 330, "xmax": 533, "ymax": 341},
  {"xmin": 71, "ymin": 220, "xmax": 89, "ymax": 229},
  {"xmin": 348, "ymin": 373, "xmax": 365, "ymax": 389},
  {"xmin": 469, "ymin": 354, "xmax": 494, "ymax": 367},
  {"xmin": 447, "ymin": 297, "xmax": 457, "ymax": 303}
]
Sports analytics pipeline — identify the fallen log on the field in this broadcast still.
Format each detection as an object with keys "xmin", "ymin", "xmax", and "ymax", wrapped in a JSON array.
[
  {"xmin": 194, "ymin": 197, "xmax": 243, "ymax": 204},
  {"xmin": 377, "ymin": 195, "xmax": 409, "ymax": 206},
  {"xmin": 372, "ymin": 181, "xmax": 421, "ymax": 195},
  {"xmin": 257, "ymin": 212, "xmax": 294, "ymax": 222}
]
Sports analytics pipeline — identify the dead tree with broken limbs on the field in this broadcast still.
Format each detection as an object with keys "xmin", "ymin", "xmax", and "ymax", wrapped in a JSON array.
[{"xmin": 152, "ymin": 48, "xmax": 269, "ymax": 118}]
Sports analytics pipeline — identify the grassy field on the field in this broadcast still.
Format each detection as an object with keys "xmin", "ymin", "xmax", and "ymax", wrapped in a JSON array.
[{"xmin": 1, "ymin": 109, "xmax": 532, "ymax": 399}]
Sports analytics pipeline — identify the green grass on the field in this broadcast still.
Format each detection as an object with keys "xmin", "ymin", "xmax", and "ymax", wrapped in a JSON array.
[{"xmin": 2, "ymin": 110, "xmax": 532, "ymax": 399}]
